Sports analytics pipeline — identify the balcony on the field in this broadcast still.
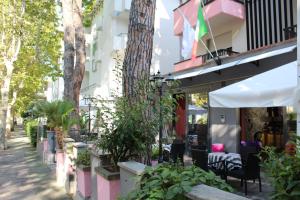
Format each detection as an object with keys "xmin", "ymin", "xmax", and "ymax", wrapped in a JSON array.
[
  {"xmin": 173, "ymin": 0, "xmax": 245, "ymax": 35},
  {"xmin": 113, "ymin": 0, "xmax": 132, "ymax": 17},
  {"xmin": 174, "ymin": 47, "xmax": 239, "ymax": 72}
]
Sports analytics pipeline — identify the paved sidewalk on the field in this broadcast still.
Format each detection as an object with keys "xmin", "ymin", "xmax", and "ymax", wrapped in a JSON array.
[{"xmin": 0, "ymin": 127, "xmax": 71, "ymax": 200}]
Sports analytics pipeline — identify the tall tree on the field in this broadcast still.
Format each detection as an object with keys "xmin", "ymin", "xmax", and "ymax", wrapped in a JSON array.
[
  {"xmin": 0, "ymin": 0, "xmax": 25, "ymax": 149},
  {"xmin": 0, "ymin": 0, "xmax": 62, "ymax": 145},
  {"xmin": 122, "ymin": 0, "xmax": 156, "ymax": 101},
  {"xmin": 61, "ymin": 0, "xmax": 86, "ymax": 113},
  {"xmin": 122, "ymin": 0, "xmax": 157, "ymax": 164}
]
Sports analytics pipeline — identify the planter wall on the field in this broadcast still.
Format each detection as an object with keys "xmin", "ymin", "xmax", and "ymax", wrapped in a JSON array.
[
  {"xmin": 56, "ymin": 150, "xmax": 65, "ymax": 187},
  {"xmin": 90, "ymin": 148, "xmax": 111, "ymax": 200},
  {"xmin": 95, "ymin": 166, "xmax": 120, "ymax": 200},
  {"xmin": 75, "ymin": 166, "xmax": 92, "ymax": 200},
  {"xmin": 118, "ymin": 161, "xmax": 146, "ymax": 198},
  {"xmin": 63, "ymin": 138, "xmax": 76, "ymax": 194}
]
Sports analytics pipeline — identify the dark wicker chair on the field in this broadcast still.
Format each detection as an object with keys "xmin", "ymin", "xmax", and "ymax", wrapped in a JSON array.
[
  {"xmin": 170, "ymin": 143, "xmax": 185, "ymax": 164},
  {"xmin": 226, "ymin": 153, "xmax": 262, "ymax": 195},
  {"xmin": 191, "ymin": 149, "xmax": 226, "ymax": 179}
]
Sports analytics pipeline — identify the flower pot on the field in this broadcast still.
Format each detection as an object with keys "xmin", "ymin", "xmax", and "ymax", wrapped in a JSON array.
[
  {"xmin": 95, "ymin": 166, "xmax": 120, "ymax": 200},
  {"xmin": 76, "ymin": 165, "xmax": 92, "ymax": 199}
]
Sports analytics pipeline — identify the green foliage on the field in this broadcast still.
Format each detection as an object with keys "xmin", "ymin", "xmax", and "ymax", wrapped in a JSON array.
[
  {"xmin": 96, "ymin": 96, "xmax": 150, "ymax": 167},
  {"xmin": 83, "ymin": 0, "xmax": 104, "ymax": 27},
  {"xmin": 25, "ymin": 119, "xmax": 38, "ymax": 147},
  {"xmin": 35, "ymin": 100, "xmax": 75, "ymax": 131},
  {"xmin": 261, "ymin": 135, "xmax": 300, "ymax": 200},
  {"xmin": 123, "ymin": 164, "xmax": 233, "ymax": 200},
  {"xmin": 151, "ymin": 145, "xmax": 159, "ymax": 160},
  {"xmin": 75, "ymin": 149, "xmax": 91, "ymax": 167},
  {"xmin": 0, "ymin": 0, "xmax": 62, "ymax": 115}
]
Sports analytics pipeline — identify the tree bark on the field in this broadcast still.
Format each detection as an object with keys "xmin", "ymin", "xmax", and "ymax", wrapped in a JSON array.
[
  {"xmin": 122, "ymin": 0, "xmax": 156, "ymax": 165},
  {"xmin": 62, "ymin": 0, "xmax": 75, "ymax": 103},
  {"xmin": 62, "ymin": 0, "xmax": 85, "ymax": 115},
  {"xmin": 122, "ymin": 0, "xmax": 156, "ymax": 101},
  {"xmin": 73, "ymin": 0, "xmax": 86, "ymax": 113}
]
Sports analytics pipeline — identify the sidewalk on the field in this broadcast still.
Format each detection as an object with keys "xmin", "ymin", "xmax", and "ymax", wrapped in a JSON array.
[{"xmin": 0, "ymin": 127, "xmax": 71, "ymax": 200}]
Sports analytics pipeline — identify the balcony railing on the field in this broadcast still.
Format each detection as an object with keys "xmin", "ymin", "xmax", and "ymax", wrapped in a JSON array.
[
  {"xmin": 174, "ymin": 47, "xmax": 239, "ymax": 72},
  {"xmin": 202, "ymin": 47, "xmax": 239, "ymax": 64}
]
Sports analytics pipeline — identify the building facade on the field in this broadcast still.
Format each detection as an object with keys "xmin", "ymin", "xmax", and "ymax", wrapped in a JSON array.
[
  {"xmin": 172, "ymin": 0, "xmax": 297, "ymax": 153},
  {"xmin": 80, "ymin": 0, "xmax": 180, "ymax": 100}
]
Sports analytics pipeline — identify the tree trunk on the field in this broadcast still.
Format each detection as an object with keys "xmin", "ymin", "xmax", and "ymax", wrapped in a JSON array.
[
  {"xmin": 62, "ymin": 0, "xmax": 75, "ymax": 103},
  {"xmin": 73, "ymin": 0, "xmax": 85, "ymax": 113},
  {"xmin": 0, "ymin": 61, "xmax": 14, "ymax": 149},
  {"xmin": 122, "ymin": 0, "xmax": 157, "ymax": 165},
  {"xmin": 122, "ymin": 0, "xmax": 156, "ymax": 101}
]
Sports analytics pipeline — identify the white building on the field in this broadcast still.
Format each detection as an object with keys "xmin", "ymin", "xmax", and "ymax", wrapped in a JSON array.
[{"xmin": 80, "ymin": 0, "xmax": 180, "ymax": 100}]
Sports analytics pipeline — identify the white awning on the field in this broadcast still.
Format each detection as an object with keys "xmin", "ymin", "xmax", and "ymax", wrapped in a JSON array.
[
  {"xmin": 209, "ymin": 61, "xmax": 297, "ymax": 108},
  {"xmin": 174, "ymin": 45, "xmax": 296, "ymax": 80}
]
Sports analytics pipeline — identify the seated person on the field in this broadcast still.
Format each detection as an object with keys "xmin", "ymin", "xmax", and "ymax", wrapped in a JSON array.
[{"xmin": 253, "ymin": 131, "xmax": 263, "ymax": 151}]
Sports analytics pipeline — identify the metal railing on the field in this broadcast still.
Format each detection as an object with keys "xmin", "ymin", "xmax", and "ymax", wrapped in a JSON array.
[{"xmin": 202, "ymin": 47, "xmax": 239, "ymax": 64}]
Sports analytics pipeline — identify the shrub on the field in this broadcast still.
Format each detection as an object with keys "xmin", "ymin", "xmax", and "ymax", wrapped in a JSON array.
[
  {"xmin": 261, "ymin": 135, "xmax": 300, "ymax": 200},
  {"xmin": 123, "ymin": 163, "xmax": 233, "ymax": 200},
  {"xmin": 25, "ymin": 119, "xmax": 38, "ymax": 147},
  {"xmin": 74, "ymin": 150, "xmax": 91, "ymax": 167}
]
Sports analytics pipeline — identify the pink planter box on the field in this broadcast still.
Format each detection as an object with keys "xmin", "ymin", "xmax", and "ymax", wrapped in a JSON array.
[
  {"xmin": 95, "ymin": 167, "xmax": 120, "ymax": 200},
  {"xmin": 151, "ymin": 160, "xmax": 158, "ymax": 166},
  {"xmin": 56, "ymin": 151, "xmax": 65, "ymax": 186},
  {"xmin": 77, "ymin": 166, "xmax": 92, "ymax": 198},
  {"xmin": 212, "ymin": 144, "xmax": 225, "ymax": 152},
  {"xmin": 43, "ymin": 140, "xmax": 48, "ymax": 153}
]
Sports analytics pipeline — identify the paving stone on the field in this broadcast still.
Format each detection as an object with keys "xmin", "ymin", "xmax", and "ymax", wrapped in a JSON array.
[{"xmin": 0, "ymin": 127, "xmax": 71, "ymax": 200}]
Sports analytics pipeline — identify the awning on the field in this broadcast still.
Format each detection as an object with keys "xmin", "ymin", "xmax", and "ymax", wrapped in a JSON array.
[
  {"xmin": 173, "ymin": 45, "xmax": 296, "ymax": 80},
  {"xmin": 209, "ymin": 61, "xmax": 297, "ymax": 108}
]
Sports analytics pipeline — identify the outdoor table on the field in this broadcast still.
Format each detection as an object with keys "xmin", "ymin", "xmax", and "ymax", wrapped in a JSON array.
[{"xmin": 208, "ymin": 152, "xmax": 242, "ymax": 171}]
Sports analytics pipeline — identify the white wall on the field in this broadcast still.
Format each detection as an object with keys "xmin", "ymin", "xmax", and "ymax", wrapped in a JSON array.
[
  {"xmin": 81, "ymin": 0, "xmax": 180, "ymax": 100},
  {"xmin": 152, "ymin": 0, "xmax": 180, "ymax": 75}
]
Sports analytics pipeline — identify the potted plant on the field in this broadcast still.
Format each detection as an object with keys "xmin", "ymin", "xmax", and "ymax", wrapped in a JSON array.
[
  {"xmin": 75, "ymin": 149, "xmax": 92, "ymax": 199},
  {"xmin": 261, "ymin": 135, "xmax": 300, "ymax": 200},
  {"xmin": 94, "ymin": 96, "xmax": 148, "ymax": 200},
  {"xmin": 151, "ymin": 145, "xmax": 159, "ymax": 166}
]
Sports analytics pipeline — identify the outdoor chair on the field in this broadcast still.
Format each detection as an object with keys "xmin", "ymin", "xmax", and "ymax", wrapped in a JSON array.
[
  {"xmin": 191, "ymin": 149, "xmax": 208, "ymax": 171},
  {"xmin": 225, "ymin": 153, "xmax": 262, "ymax": 195},
  {"xmin": 170, "ymin": 143, "xmax": 185, "ymax": 165},
  {"xmin": 240, "ymin": 145, "xmax": 259, "ymax": 163},
  {"xmin": 191, "ymin": 149, "xmax": 226, "ymax": 179}
]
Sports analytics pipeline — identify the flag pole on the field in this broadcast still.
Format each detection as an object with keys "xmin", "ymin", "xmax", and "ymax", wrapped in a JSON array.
[
  {"xmin": 199, "ymin": 38, "xmax": 215, "ymax": 59},
  {"xmin": 201, "ymin": 0, "xmax": 219, "ymax": 57}
]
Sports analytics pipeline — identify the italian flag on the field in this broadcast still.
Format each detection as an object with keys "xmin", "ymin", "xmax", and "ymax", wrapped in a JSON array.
[{"xmin": 191, "ymin": 3, "xmax": 208, "ymax": 60}]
